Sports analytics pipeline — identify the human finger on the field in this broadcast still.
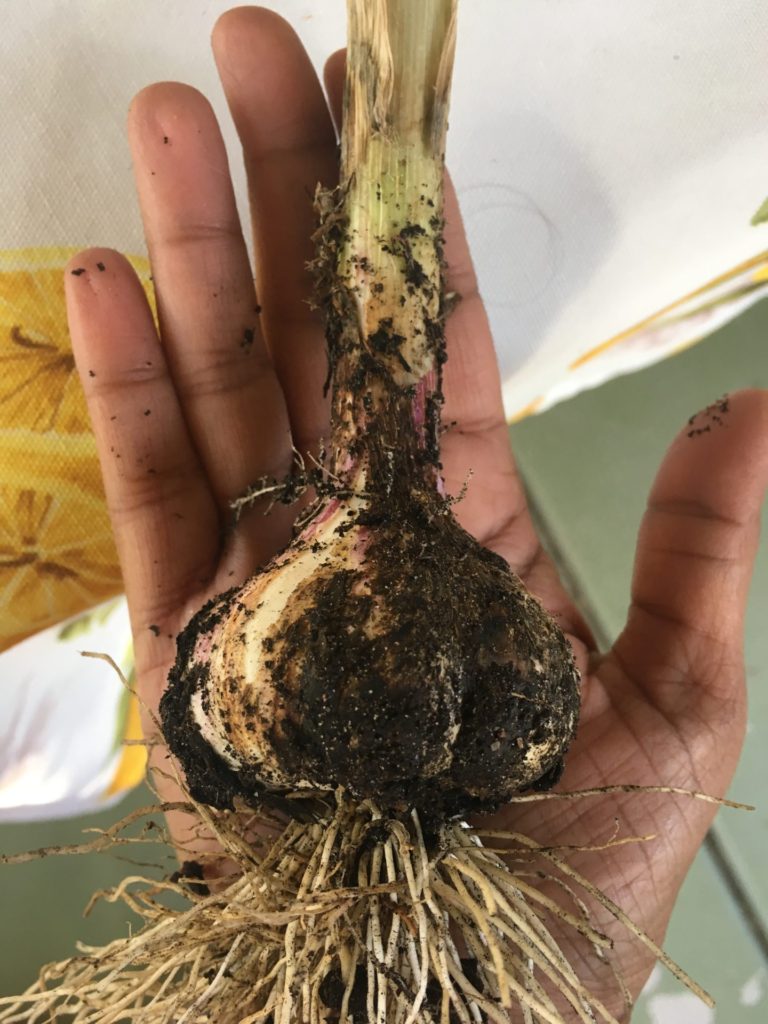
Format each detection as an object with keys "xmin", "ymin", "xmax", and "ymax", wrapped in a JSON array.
[
  {"xmin": 211, "ymin": 7, "xmax": 337, "ymax": 461},
  {"xmin": 127, "ymin": 82, "xmax": 294, "ymax": 567},
  {"xmin": 64, "ymin": 249, "xmax": 220, "ymax": 675},
  {"xmin": 611, "ymin": 388, "xmax": 768, "ymax": 722}
]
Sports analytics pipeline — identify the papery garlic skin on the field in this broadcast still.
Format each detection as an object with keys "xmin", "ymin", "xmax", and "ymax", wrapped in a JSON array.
[{"xmin": 188, "ymin": 498, "xmax": 370, "ymax": 789}]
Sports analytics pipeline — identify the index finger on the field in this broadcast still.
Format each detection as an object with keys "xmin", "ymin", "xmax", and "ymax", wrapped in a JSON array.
[{"xmin": 613, "ymin": 388, "xmax": 768, "ymax": 720}]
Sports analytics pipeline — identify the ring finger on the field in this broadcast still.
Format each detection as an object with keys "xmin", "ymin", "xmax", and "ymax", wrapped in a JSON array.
[{"xmin": 127, "ymin": 81, "xmax": 294, "ymax": 568}]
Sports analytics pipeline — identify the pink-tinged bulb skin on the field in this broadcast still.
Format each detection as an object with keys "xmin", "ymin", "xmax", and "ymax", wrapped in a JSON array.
[{"xmin": 161, "ymin": 490, "xmax": 580, "ymax": 822}]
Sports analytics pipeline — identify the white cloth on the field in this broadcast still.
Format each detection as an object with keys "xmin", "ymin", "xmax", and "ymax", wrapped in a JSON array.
[
  {"xmin": 0, "ymin": 599, "xmax": 133, "ymax": 821},
  {"xmin": 2, "ymin": 0, "xmax": 766, "ymax": 414}
]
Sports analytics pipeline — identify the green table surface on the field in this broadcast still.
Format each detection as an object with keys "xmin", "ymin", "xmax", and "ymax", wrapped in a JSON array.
[{"xmin": 0, "ymin": 783, "xmax": 160, "ymax": 995}]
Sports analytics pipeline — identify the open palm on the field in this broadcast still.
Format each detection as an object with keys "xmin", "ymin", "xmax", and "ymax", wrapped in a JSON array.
[{"xmin": 64, "ymin": 7, "xmax": 768, "ymax": 1017}]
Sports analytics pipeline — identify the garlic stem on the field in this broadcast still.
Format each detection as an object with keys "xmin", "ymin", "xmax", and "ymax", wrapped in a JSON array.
[{"xmin": 324, "ymin": 0, "xmax": 458, "ymax": 492}]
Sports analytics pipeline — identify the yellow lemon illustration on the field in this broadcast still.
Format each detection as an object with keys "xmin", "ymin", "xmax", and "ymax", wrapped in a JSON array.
[{"xmin": 0, "ymin": 247, "xmax": 152, "ymax": 652}]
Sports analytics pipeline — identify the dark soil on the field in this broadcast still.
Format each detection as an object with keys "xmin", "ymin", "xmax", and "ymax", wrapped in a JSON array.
[{"xmin": 161, "ymin": 481, "xmax": 579, "ymax": 827}]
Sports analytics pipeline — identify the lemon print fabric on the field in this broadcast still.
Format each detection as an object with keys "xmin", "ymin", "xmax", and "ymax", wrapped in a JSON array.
[
  {"xmin": 0, "ymin": 247, "xmax": 151, "ymax": 652},
  {"xmin": 0, "ymin": 248, "xmax": 151, "ymax": 819}
]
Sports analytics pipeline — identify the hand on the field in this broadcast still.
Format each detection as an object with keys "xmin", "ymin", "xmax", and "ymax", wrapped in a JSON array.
[{"xmin": 64, "ymin": 7, "xmax": 768, "ymax": 1017}]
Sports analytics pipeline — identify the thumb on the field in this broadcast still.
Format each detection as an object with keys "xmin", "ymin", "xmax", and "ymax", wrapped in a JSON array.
[{"xmin": 611, "ymin": 389, "xmax": 768, "ymax": 722}]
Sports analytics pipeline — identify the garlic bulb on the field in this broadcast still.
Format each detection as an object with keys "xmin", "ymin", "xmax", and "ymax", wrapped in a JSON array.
[
  {"xmin": 159, "ymin": 0, "xmax": 580, "ymax": 821},
  {"xmin": 161, "ymin": 485, "xmax": 579, "ymax": 818}
]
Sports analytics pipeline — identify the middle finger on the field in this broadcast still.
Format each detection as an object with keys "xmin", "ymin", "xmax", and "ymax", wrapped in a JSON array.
[{"xmin": 212, "ymin": 7, "xmax": 339, "ymax": 461}]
